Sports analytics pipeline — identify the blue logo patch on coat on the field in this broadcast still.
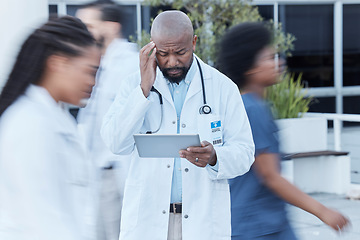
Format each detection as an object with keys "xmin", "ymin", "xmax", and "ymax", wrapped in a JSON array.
[{"xmin": 211, "ymin": 121, "xmax": 221, "ymax": 129}]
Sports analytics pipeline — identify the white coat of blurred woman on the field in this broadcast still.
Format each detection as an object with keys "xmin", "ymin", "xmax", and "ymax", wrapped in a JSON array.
[{"xmin": 0, "ymin": 16, "xmax": 100, "ymax": 240}]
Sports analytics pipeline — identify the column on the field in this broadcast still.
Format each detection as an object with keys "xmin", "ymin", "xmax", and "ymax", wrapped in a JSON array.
[{"xmin": 0, "ymin": 0, "xmax": 48, "ymax": 89}]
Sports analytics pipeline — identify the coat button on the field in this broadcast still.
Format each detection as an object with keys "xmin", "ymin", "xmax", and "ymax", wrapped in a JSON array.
[
  {"xmin": 184, "ymin": 214, "xmax": 188, "ymax": 219},
  {"xmin": 167, "ymin": 164, "xmax": 171, "ymax": 168},
  {"xmin": 172, "ymin": 121, "xmax": 176, "ymax": 124},
  {"xmin": 181, "ymin": 123, "xmax": 186, "ymax": 128},
  {"xmin": 162, "ymin": 210, "xmax": 166, "ymax": 214},
  {"xmin": 184, "ymin": 168, "xmax": 189, "ymax": 172}
]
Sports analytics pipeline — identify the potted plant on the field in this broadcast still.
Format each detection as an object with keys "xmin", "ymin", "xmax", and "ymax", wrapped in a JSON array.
[{"xmin": 266, "ymin": 72, "xmax": 328, "ymax": 154}]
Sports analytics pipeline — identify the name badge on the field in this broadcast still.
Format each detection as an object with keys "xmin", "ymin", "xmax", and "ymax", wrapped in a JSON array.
[{"xmin": 211, "ymin": 120, "xmax": 223, "ymax": 146}]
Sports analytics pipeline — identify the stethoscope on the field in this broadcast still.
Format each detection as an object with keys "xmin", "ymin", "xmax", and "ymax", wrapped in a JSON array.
[{"xmin": 146, "ymin": 57, "xmax": 211, "ymax": 134}]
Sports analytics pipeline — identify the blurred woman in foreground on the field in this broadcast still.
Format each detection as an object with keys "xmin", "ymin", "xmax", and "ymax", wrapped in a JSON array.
[
  {"xmin": 0, "ymin": 16, "xmax": 100, "ymax": 240},
  {"xmin": 218, "ymin": 22, "xmax": 349, "ymax": 240}
]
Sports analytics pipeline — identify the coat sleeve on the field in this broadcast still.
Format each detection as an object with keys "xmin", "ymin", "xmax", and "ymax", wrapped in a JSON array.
[
  {"xmin": 206, "ymin": 76, "xmax": 255, "ymax": 180},
  {"xmin": 100, "ymin": 73, "xmax": 152, "ymax": 155}
]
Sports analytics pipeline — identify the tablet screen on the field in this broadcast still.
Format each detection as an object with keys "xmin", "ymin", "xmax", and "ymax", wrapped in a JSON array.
[{"xmin": 133, "ymin": 134, "xmax": 201, "ymax": 158}]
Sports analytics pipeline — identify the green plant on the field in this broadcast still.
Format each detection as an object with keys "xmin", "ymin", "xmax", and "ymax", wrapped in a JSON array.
[
  {"xmin": 133, "ymin": 0, "xmax": 295, "ymax": 65},
  {"xmin": 129, "ymin": 29, "xmax": 151, "ymax": 49},
  {"xmin": 266, "ymin": 73, "xmax": 313, "ymax": 119}
]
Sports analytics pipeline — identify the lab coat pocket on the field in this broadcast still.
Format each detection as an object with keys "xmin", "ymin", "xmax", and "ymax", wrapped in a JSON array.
[
  {"xmin": 212, "ymin": 180, "xmax": 231, "ymax": 237},
  {"xmin": 120, "ymin": 183, "xmax": 142, "ymax": 232},
  {"xmin": 197, "ymin": 114, "xmax": 223, "ymax": 146}
]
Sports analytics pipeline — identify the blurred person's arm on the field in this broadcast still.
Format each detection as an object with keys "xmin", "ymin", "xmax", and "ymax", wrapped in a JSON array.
[{"xmin": 253, "ymin": 153, "xmax": 350, "ymax": 231}]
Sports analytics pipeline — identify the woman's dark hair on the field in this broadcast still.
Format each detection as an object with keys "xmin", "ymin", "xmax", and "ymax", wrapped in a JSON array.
[
  {"xmin": 217, "ymin": 22, "xmax": 272, "ymax": 89},
  {"xmin": 0, "ymin": 15, "xmax": 95, "ymax": 116}
]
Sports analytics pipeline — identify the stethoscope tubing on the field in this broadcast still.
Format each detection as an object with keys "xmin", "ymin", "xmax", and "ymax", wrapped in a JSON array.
[{"xmin": 146, "ymin": 57, "xmax": 210, "ymax": 134}]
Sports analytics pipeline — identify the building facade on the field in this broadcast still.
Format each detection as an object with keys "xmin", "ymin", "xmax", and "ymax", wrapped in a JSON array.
[{"xmin": 47, "ymin": 0, "xmax": 360, "ymax": 116}]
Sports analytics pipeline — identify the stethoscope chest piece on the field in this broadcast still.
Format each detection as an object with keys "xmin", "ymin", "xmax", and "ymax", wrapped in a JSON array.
[{"xmin": 199, "ymin": 104, "xmax": 212, "ymax": 114}]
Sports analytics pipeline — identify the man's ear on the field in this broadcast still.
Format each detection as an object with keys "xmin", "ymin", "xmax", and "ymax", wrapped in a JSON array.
[{"xmin": 192, "ymin": 35, "xmax": 198, "ymax": 52}]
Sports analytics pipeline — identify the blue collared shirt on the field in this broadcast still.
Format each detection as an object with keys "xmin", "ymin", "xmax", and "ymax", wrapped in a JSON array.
[{"xmin": 168, "ymin": 59, "xmax": 197, "ymax": 203}]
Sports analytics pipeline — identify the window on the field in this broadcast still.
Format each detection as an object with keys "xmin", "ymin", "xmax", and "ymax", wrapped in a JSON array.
[
  {"xmin": 120, "ymin": 5, "xmax": 137, "ymax": 40},
  {"xmin": 49, "ymin": 4, "xmax": 58, "ymax": 14},
  {"xmin": 141, "ymin": 5, "xmax": 151, "ymax": 33},
  {"xmin": 344, "ymin": 96, "xmax": 360, "ymax": 115},
  {"xmin": 257, "ymin": 5, "xmax": 273, "ymax": 21},
  {"xmin": 280, "ymin": 5, "xmax": 334, "ymax": 88},
  {"xmin": 343, "ymin": 4, "xmax": 360, "ymax": 87},
  {"xmin": 309, "ymin": 97, "xmax": 335, "ymax": 113},
  {"xmin": 66, "ymin": 5, "xmax": 81, "ymax": 17}
]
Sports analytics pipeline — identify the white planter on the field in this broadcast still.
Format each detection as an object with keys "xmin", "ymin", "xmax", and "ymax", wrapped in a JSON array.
[{"xmin": 276, "ymin": 117, "xmax": 327, "ymax": 154}]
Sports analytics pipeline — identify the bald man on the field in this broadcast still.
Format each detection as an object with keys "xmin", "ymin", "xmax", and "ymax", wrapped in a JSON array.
[{"xmin": 101, "ymin": 11, "xmax": 255, "ymax": 240}]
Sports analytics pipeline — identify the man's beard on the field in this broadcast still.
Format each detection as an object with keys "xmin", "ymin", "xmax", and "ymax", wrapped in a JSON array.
[
  {"xmin": 160, "ymin": 66, "xmax": 190, "ymax": 84},
  {"xmin": 159, "ymin": 56, "xmax": 193, "ymax": 84}
]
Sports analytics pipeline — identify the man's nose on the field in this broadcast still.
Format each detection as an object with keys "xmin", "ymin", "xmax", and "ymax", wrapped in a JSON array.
[{"xmin": 167, "ymin": 55, "xmax": 179, "ymax": 67}]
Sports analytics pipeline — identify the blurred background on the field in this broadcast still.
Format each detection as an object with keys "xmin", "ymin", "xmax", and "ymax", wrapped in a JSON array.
[
  {"xmin": 2, "ymin": 0, "xmax": 360, "ymax": 180},
  {"xmin": 6, "ymin": 0, "xmax": 360, "ymax": 181},
  {"xmin": 1, "ymin": 1, "xmax": 360, "ymax": 239},
  {"xmin": 3, "ymin": 0, "xmax": 360, "ymax": 116}
]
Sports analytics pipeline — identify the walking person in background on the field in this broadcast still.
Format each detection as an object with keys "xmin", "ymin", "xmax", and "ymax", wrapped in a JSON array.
[
  {"xmin": 76, "ymin": 1, "xmax": 139, "ymax": 240},
  {"xmin": 218, "ymin": 22, "xmax": 350, "ymax": 240},
  {"xmin": 0, "ymin": 16, "xmax": 100, "ymax": 240}
]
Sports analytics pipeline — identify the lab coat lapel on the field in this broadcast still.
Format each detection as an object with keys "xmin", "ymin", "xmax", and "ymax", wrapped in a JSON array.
[
  {"xmin": 153, "ymin": 68, "xmax": 175, "ymax": 109},
  {"xmin": 184, "ymin": 59, "xmax": 202, "ymax": 106},
  {"xmin": 26, "ymin": 85, "xmax": 78, "ymax": 137}
]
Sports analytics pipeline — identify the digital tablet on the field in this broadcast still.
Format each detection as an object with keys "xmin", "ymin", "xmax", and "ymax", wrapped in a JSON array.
[{"xmin": 133, "ymin": 134, "xmax": 201, "ymax": 158}]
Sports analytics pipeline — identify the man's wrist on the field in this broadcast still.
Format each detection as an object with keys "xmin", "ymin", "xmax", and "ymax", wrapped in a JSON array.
[{"xmin": 140, "ymin": 83, "xmax": 151, "ymax": 98}]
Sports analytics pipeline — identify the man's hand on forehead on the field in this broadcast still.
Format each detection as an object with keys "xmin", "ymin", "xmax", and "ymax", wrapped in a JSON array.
[{"xmin": 140, "ymin": 41, "xmax": 157, "ymax": 98}]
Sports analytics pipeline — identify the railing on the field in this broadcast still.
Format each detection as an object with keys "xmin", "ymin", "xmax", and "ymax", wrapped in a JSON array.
[{"xmin": 305, "ymin": 112, "xmax": 360, "ymax": 151}]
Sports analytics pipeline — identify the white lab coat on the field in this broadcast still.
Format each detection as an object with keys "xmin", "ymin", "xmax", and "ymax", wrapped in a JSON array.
[
  {"xmin": 101, "ymin": 56, "xmax": 255, "ymax": 240},
  {"xmin": 0, "ymin": 85, "xmax": 89, "ymax": 240},
  {"xmin": 78, "ymin": 39, "xmax": 139, "ymax": 170},
  {"xmin": 77, "ymin": 39, "xmax": 139, "ymax": 238},
  {"xmin": 77, "ymin": 38, "xmax": 139, "ymax": 186}
]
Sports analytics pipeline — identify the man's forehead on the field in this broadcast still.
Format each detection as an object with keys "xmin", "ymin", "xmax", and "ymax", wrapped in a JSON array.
[
  {"xmin": 155, "ymin": 43, "xmax": 190, "ymax": 53},
  {"xmin": 153, "ymin": 34, "xmax": 192, "ymax": 48}
]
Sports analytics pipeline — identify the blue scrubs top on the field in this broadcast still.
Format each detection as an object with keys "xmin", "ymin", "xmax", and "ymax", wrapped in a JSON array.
[{"xmin": 229, "ymin": 93, "xmax": 296, "ymax": 239}]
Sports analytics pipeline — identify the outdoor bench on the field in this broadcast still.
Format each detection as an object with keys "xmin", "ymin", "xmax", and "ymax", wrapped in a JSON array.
[{"xmin": 281, "ymin": 151, "xmax": 350, "ymax": 194}]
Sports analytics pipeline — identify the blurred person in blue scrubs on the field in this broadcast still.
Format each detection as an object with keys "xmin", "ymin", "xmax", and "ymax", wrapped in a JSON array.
[
  {"xmin": 76, "ymin": 2, "xmax": 139, "ymax": 240},
  {"xmin": 218, "ymin": 22, "xmax": 350, "ymax": 240},
  {"xmin": 0, "ymin": 16, "xmax": 100, "ymax": 240}
]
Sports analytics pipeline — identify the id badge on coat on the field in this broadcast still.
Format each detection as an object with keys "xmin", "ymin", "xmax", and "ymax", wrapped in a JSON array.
[{"xmin": 197, "ymin": 114, "xmax": 223, "ymax": 146}]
